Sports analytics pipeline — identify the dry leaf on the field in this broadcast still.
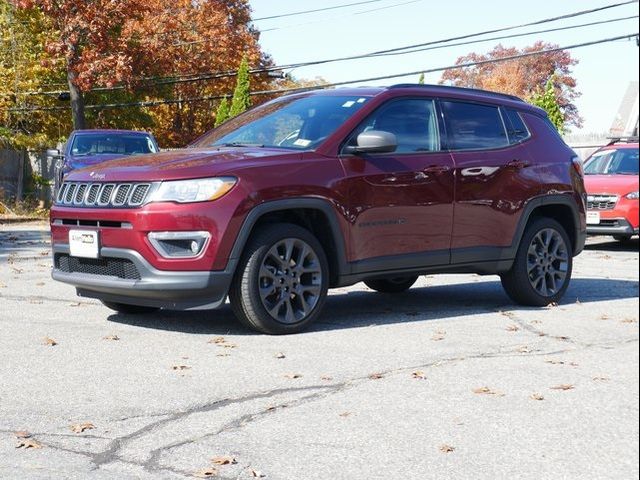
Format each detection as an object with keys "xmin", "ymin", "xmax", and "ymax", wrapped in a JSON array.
[
  {"xmin": 439, "ymin": 444, "xmax": 455, "ymax": 453},
  {"xmin": 250, "ymin": 470, "xmax": 266, "ymax": 478},
  {"xmin": 412, "ymin": 371, "xmax": 427, "ymax": 380},
  {"xmin": 593, "ymin": 376, "xmax": 610, "ymax": 382},
  {"xmin": 211, "ymin": 455, "xmax": 237, "ymax": 465},
  {"xmin": 506, "ymin": 324, "xmax": 520, "ymax": 332},
  {"xmin": 103, "ymin": 335, "xmax": 120, "ymax": 341},
  {"xmin": 16, "ymin": 439, "xmax": 42, "ymax": 449},
  {"xmin": 320, "ymin": 375, "xmax": 333, "ymax": 381},
  {"xmin": 368, "ymin": 373, "xmax": 384, "ymax": 380},
  {"xmin": 274, "ymin": 352, "xmax": 286, "ymax": 359},
  {"xmin": 472, "ymin": 387, "xmax": 505, "ymax": 397},
  {"xmin": 621, "ymin": 318, "xmax": 638, "ymax": 324},
  {"xmin": 172, "ymin": 365, "xmax": 191, "ymax": 371},
  {"xmin": 193, "ymin": 467, "xmax": 218, "ymax": 478},
  {"xmin": 339, "ymin": 412, "xmax": 352, "ymax": 417},
  {"xmin": 516, "ymin": 346, "xmax": 533, "ymax": 353},
  {"xmin": 35, "ymin": 282, "xmax": 45, "ymax": 286},
  {"xmin": 530, "ymin": 393, "xmax": 545, "ymax": 401},
  {"xmin": 70, "ymin": 422, "xmax": 95, "ymax": 433},
  {"xmin": 284, "ymin": 373, "xmax": 301, "ymax": 379},
  {"xmin": 39, "ymin": 250, "xmax": 49, "ymax": 256},
  {"xmin": 11, "ymin": 266, "xmax": 23, "ymax": 274},
  {"xmin": 68, "ymin": 302, "xmax": 81, "ymax": 307},
  {"xmin": 29, "ymin": 298, "xmax": 43, "ymax": 304},
  {"xmin": 208, "ymin": 336, "xmax": 226, "ymax": 344},
  {"xmin": 431, "ymin": 330, "xmax": 446, "ymax": 341},
  {"xmin": 216, "ymin": 353, "xmax": 231, "ymax": 357},
  {"xmin": 500, "ymin": 310, "xmax": 516, "ymax": 319},
  {"xmin": 14, "ymin": 431, "xmax": 31, "ymax": 439},
  {"xmin": 0, "ymin": 282, "xmax": 6, "ymax": 288},
  {"xmin": 42, "ymin": 337, "xmax": 57, "ymax": 347},
  {"xmin": 550, "ymin": 384, "xmax": 575, "ymax": 391}
]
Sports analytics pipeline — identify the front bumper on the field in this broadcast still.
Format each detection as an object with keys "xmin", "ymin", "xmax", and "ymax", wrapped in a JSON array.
[
  {"xmin": 586, "ymin": 218, "xmax": 638, "ymax": 237},
  {"xmin": 52, "ymin": 244, "xmax": 234, "ymax": 310}
]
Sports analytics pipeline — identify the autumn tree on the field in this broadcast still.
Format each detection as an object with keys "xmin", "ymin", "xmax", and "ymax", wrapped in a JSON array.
[{"xmin": 440, "ymin": 42, "xmax": 582, "ymax": 128}]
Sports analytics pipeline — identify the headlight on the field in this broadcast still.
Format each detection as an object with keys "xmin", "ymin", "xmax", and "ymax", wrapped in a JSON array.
[
  {"xmin": 149, "ymin": 177, "xmax": 237, "ymax": 203},
  {"xmin": 626, "ymin": 191, "xmax": 639, "ymax": 200}
]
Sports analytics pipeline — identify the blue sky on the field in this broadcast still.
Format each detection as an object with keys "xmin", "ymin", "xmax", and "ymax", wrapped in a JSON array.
[{"xmin": 249, "ymin": 0, "xmax": 639, "ymax": 133}]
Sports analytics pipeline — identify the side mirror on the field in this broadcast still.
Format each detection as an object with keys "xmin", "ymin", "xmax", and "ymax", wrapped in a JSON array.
[
  {"xmin": 46, "ymin": 148, "xmax": 62, "ymax": 158},
  {"xmin": 345, "ymin": 130, "xmax": 397, "ymax": 154}
]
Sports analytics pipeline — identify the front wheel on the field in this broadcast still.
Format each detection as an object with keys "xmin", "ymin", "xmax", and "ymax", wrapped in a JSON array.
[
  {"xmin": 229, "ymin": 223, "xmax": 329, "ymax": 335},
  {"xmin": 365, "ymin": 276, "xmax": 419, "ymax": 293},
  {"xmin": 101, "ymin": 301, "xmax": 159, "ymax": 314},
  {"xmin": 501, "ymin": 217, "xmax": 573, "ymax": 306}
]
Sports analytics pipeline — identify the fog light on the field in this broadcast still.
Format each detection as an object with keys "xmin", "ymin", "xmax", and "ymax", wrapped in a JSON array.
[{"xmin": 148, "ymin": 231, "xmax": 211, "ymax": 258}]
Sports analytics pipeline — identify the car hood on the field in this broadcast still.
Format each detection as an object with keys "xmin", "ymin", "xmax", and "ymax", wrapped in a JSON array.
[
  {"xmin": 584, "ymin": 174, "xmax": 639, "ymax": 195},
  {"xmin": 65, "ymin": 147, "xmax": 302, "ymax": 182}
]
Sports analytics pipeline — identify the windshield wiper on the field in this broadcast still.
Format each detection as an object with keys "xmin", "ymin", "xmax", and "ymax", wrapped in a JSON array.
[{"xmin": 219, "ymin": 142, "xmax": 265, "ymax": 148}]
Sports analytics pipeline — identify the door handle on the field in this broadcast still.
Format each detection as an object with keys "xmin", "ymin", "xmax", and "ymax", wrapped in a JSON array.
[
  {"xmin": 422, "ymin": 165, "xmax": 451, "ymax": 174},
  {"xmin": 507, "ymin": 159, "xmax": 529, "ymax": 169}
]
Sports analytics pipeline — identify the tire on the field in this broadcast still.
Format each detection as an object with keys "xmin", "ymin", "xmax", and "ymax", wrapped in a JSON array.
[
  {"xmin": 365, "ymin": 276, "xmax": 419, "ymax": 293},
  {"xmin": 229, "ymin": 223, "xmax": 329, "ymax": 335},
  {"xmin": 101, "ymin": 301, "xmax": 159, "ymax": 314},
  {"xmin": 613, "ymin": 235, "xmax": 633, "ymax": 243},
  {"xmin": 501, "ymin": 217, "xmax": 573, "ymax": 307}
]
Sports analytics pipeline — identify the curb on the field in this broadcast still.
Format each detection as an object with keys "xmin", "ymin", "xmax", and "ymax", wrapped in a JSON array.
[{"xmin": 0, "ymin": 217, "xmax": 46, "ymax": 225}]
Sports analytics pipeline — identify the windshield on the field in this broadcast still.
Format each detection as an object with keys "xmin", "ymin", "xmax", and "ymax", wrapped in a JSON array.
[
  {"xmin": 584, "ymin": 147, "xmax": 639, "ymax": 175},
  {"xmin": 192, "ymin": 94, "xmax": 370, "ymax": 150},
  {"xmin": 71, "ymin": 134, "xmax": 157, "ymax": 156}
]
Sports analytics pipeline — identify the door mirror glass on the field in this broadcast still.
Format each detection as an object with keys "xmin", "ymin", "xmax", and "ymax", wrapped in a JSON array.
[{"xmin": 46, "ymin": 149, "xmax": 62, "ymax": 158}]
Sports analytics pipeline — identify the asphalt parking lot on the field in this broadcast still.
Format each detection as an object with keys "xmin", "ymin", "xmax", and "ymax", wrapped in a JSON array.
[{"xmin": 0, "ymin": 221, "xmax": 638, "ymax": 480}]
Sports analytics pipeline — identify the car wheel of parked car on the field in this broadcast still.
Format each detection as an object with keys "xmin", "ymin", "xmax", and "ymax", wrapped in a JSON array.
[
  {"xmin": 101, "ymin": 301, "xmax": 159, "ymax": 314},
  {"xmin": 229, "ymin": 223, "xmax": 329, "ymax": 335},
  {"xmin": 365, "ymin": 276, "xmax": 419, "ymax": 293},
  {"xmin": 501, "ymin": 217, "xmax": 573, "ymax": 307},
  {"xmin": 613, "ymin": 235, "xmax": 633, "ymax": 243}
]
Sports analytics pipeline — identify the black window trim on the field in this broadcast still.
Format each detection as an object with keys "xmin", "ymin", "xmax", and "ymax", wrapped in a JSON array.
[
  {"xmin": 438, "ymin": 98, "xmax": 519, "ymax": 153},
  {"xmin": 339, "ymin": 96, "xmax": 445, "ymax": 157},
  {"xmin": 501, "ymin": 107, "xmax": 532, "ymax": 146}
]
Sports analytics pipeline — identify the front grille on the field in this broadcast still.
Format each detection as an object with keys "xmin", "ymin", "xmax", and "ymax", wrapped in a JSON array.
[
  {"xmin": 587, "ymin": 195, "xmax": 618, "ymax": 211},
  {"xmin": 56, "ymin": 182, "xmax": 152, "ymax": 208},
  {"xmin": 55, "ymin": 253, "xmax": 141, "ymax": 280}
]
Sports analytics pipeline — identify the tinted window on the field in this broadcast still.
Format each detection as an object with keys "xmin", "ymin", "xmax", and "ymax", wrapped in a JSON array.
[
  {"xmin": 346, "ymin": 99, "xmax": 440, "ymax": 153},
  {"xmin": 584, "ymin": 148, "xmax": 639, "ymax": 175},
  {"xmin": 442, "ymin": 101, "xmax": 508, "ymax": 150},
  {"xmin": 504, "ymin": 109, "xmax": 530, "ymax": 144}
]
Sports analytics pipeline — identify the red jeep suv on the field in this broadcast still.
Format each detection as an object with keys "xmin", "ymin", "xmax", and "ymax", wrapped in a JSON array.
[{"xmin": 50, "ymin": 84, "xmax": 586, "ymax": 334}]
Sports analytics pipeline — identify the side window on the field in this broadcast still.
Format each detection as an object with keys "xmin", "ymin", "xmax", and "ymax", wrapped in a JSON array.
[
  {"xmin": 504, "ymin": 109, "xmax": 530, "ymax": 144},
  {"xmin": 442, "ymin": 101, "xmax": 509, "ymax": 150},
  {"xmin": 345, "ymin": 99, "xmax": 440, "ymax": 153}
]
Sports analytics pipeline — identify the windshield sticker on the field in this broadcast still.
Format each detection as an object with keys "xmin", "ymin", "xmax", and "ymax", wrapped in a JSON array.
[
  {"xmin": 293, "ymin": 139, "xmax": 312, "ymax": 147},
  {"xmin": 342, "ymin": 101, "xmax": 356, "ymax": 108},
  {"xmin": 357, "ymin": 98, "xmax": 367, "ymax": 103}
]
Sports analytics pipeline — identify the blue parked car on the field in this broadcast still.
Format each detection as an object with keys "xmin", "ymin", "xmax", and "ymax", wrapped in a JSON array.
[{"xmin": 49, "ymin": 129, "xmax": 159, "ymax": 191}]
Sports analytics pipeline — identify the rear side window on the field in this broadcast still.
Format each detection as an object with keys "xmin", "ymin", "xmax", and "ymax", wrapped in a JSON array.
[
  {"xmin": 442, "ymin": 101, "xmax": 508, "ymax": 150},
  {"xmin": 504, "ymin": 109, "xmax": 530, "ymax": 144}
]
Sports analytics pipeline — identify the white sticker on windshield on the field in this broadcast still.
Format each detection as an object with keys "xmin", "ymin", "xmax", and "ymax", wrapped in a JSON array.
[
  {"xmin": 293, "ymin": 139, "xmax": 312, "ymax": 147},
  {"xmin": 357, "ymin": 98, "xmax": 367, "ymax": 103},
  {"xmin": 342, "ymin": 101, "xmax": 356, "ymax": 108}
]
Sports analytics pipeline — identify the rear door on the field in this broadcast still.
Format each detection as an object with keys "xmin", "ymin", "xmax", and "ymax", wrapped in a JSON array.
[
  {"xmin": 441, "ymin": 101, "xmax": 537, "ymax": 262},
  {"xmin": 340, "ymin": 97, "xmax": 455, "ymax": 270}
]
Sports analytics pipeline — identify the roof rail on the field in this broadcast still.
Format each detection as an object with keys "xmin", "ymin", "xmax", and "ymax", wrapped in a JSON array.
[
  {"xmin": 606, "ymin": 136, "xmax": 639, "ymax": 145},
  {"xmin": 388, "ymin": 83, "xmax": 525, "ymax": 103}
]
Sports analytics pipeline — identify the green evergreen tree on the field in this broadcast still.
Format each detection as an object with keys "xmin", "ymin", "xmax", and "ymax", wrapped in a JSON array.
[
  {"xmin": 418, "ymin": 73, "xmax": 425, "ymax": 84},
  {"xmin": 214, "ymin": 97, "xmax": 230, "ymax": 127},
  {"xmin": 529, "ymin": 77, "xmax": 565, "ymax": 133},
  {"xmin": 229, "ymin": 56, "xmax": 252, "ymax": 118}
]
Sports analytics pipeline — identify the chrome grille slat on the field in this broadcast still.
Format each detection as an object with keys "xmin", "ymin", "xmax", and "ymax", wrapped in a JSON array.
[
  {"xmin": 55, "ymin": 182, "xmax": 152, "ymax": 208},
  {"xmin": 587, "ymin": 194, "xmax": 619, "ymax": 211}
]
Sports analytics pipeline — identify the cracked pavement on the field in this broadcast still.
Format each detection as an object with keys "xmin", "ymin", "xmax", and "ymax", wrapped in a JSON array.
[{"xmin": 0, "ymin": 221, "xmax": 638, "ymax": 479}]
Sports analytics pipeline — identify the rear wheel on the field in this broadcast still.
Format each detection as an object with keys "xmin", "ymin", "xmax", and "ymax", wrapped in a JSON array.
[
  {"xmin": 101, "ymin": 301, "xmax": 159, "ymax": 314},
  {"xmin": 501, "ymin": 217, "xmax": 573, "ymax": 306},
  {"xmin": 365, "ymin": 276, "xmax": 419, "ymax": 293},
  {"xmin": 229, "ymin": 223, "xmax": 329, "ymax": 335}
]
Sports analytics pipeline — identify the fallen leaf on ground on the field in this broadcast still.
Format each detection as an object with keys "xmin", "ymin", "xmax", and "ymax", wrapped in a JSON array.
[
  {"xmin": 530, "ymin": 393, "xmax": 545, "ymax": 401},
  {"xmin": 172, "ymin": 365, "xmax": 191, "ymax": 371},
  {"xmin": 320, "ymin": 375, "xmax": 333, "ymax": 381},
  {"xmin": 68, "ymin": 302, "xmax": 81, "ymax": 307},
  {"xmin": 250, "ymin": 469, "xmax": 266, "ymax": 478},
  {"xmin": 473, "ymin": 387, "xmax": 505, "ymax": 397},
  {"xmin": 284, "ymin": 373, "xmax": 301, "ymax": 379},
  {"xmin": 621, "ymin": 318, "xmax": 638, "ymax": 324},
  {"xmin": 211, "ymin": 455, "xmax": 237, "ymax": 465},
  {"xmin": 208, "ymin": 336, "xmax": 226, "ymax": 344},
  {"xmin": 368, "ymin": 373, "xmax": 384, "ymax": 380},
  {"xmin": 14, "ymin": 431, "xmax": 31, "ymax": 439},
  {"xmin": 16, "ymin": 439, "xmax": 42, "ymax": 449},
  {"xmin": 216, "ymin": 353, "xmax": 231, "ymax": 357},
  {"xmin": 42, "ymin": 337, "xmax": 57, "ymax": 347},
  {"xmin": 339, "ymin": 412, "xmax": 352, "ymax": 417},
  {"xmin": 103, "ymin": 335, "xmax": 120, "ymax": 341},
  {"xmin": 506, "ymin": 324, "xmax": 520, "ymax": 332},
  {"xmin": 29, "ymin": 298, "xmax": 43, "ymax": 304},
  {"xmin": 499, "ymin": 311, "xmax": 516, "ymax": 319},
  {"xmin": 193, "ymin": 467, "xmax": 218, "ymax": 478},
  {"xmin": 274, "ymin": 352, "xmax": 286, "ymax": 359},
  {"xmin": 593, "ymin": 376, "xmax": 610, "ymax": 381},
  {"xmin": 516, "ymin": 346, "xmax": 533, "ymax": 353},
  {"xmin": 11, "ymin": 267, "xmax": 23, "ymax": 274},
  {"xmin": 550, "ymin": 384, "xmax": 575, "ymax": 391},
  {"xmin": 35, "ymin": 282, "xmax": 45, "ymax": 286},
  {"xmin": 439, "ymin": 444, "xmax": 455, "ymax": 453},
  {"xmin": 70, "ymin": 422, "xmax": 95, "ymax": 433},
  {"xmin": 431, "ymin": 330, "xmax": 446, "ymax": 341},
  {"xmin": 412, "ymin": 371, "xmax": 427, "ymax": 380},
  {"xmin": 0, "ymin": 282, "xmax": 6, "ymax": 288},
  {"xmin": 39, "ymin": 250, "xmax": 49, "ymax": 256}
]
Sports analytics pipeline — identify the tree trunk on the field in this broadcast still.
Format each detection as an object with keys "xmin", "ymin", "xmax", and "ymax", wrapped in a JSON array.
[{"xmin": 67, "ymin": 68, "xmax": 86, "ymax": 130}]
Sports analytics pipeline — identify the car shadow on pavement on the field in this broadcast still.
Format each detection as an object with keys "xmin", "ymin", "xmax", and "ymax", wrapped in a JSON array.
[
  {"xmin": 106, "ymin": 277, "xmax": 639, "ymax": 335},
  {"xmin": 584, "ymin": 237, "xmax": 639, "ymax": 252}
]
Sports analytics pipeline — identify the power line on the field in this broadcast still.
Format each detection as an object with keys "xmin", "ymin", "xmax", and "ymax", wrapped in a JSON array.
[
  {"xmin": 6, "ymin": 33, "xmax": 637, "ymax": 113},
  {"xmin": 252, "ymin": 0, "xmax": 388, "ymax": 21},
  {"xmin": 8, "ymin": 0, "xmax": 638, "ymax": 98}
]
